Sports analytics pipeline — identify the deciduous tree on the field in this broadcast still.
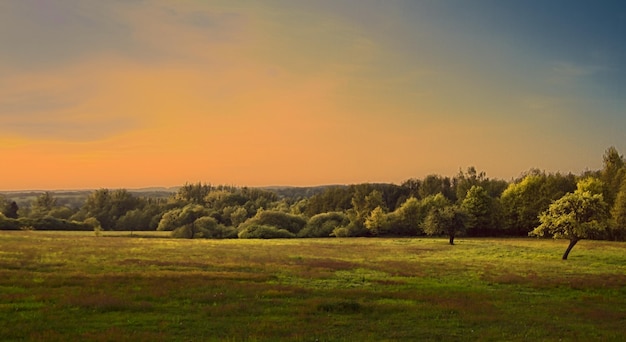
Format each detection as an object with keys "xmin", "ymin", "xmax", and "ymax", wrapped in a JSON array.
[
  {"xmin": 422, "ymin": 205, "xmax": 467, "ymax": 245},
  {"xmin": 601, "ymin": 146, "xmax": 625, "ymax": 207},
  {"xmin": 530, "ymin": 188, "xmax": 609, "ymax": 260},
  {"xmin": 461, "ymin": 185, "xmax": 493, "ymax": 235},
  {"xmin": 364, "ymin": 206, "xmax": 390, "ymax": 236},
  {"xmin": 387, "ymin": 197, "xmax": 422, "ymax": 235},
  {"xmin": 31, "ymin": 192, "xmax": 57, "ymax": 217},
  {"xmin": 299, "ymin": 212, "xmax": 349, "ymax": 238},
  {"xmin": 609, "ymin": 175, "xmax": 626, "ymax": 240},
  {"xmin": 501, "ymin": 171, "xmax": 575, "ymax": 235}
]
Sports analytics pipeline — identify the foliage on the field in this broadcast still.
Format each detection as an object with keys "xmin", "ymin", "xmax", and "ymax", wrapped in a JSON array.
[
  {"xmin": 454, "ymin": 167, "xmax": 487, "ymax": 201},
  {"xmin": 422, "ymin": 205, "xmax": 467, "ymax": 244},
  {"xmin": 73, "ymin": 189, "xmax": 142, "ymax": 230},
  {"xmin": 530, "ymin": 187, "xmax": 609, "ymax": 259},
  {"xmin": 239, "ymin": 210, "xmax": 307, "ymax": 235},
  {"xmin": 30, "ymin": 192, "xmax": 58, "ymax": 218},
  {"xmin": 420, "ymin": 193, "xmax": 450, "ymax": 215},
  {"xmin": 609, "ymin": 175, "xmax": 626, "ymax": 240},
  {"xmin": 0, "ymin": 214, "xmax": 21, "ymax": 230},
  {"xmin": 194, "ymin": 216, "xmax": 237, "ymax": 239},
  {"xmin": 461, "ymin": 185, "xmax": 497, "ymax": 235},
  {"xmin": 225, "ymin": 206, "xmax": 249, "ymax": 228},
  {"xmin": 17, "ymin": 216, "xmax": 92, "ymax": 231},
  {"xmin": 364, "ymin": 206, "xmax": 390, "ymax": 236},
  {"xmin": 601, "ymin": 146, "xmax": 625, "ymax": 207},
  {"xmin": 157, "ymin": 204, "xmax": 210, "ymax": 239},
  {"xmin": 351, "ymin": 188, "xmax": 386, "ymax": 224},
  {"xmin": 298, "ymin": 211, "xmax": 349, "ymax": 238},
  {"xmin": 237, "ymin": 224, "xmax": 295, "ymax": 238},
  {"xmin": 387, "ymin": 197, "xmax": 422, "ymax": 236},
  {"xmin": 331, "ymin": 221, "xmax": 367, "ymax": 237},
  {"xmin": 175, "ymin": 182, "xmax": 213, "ymax": 204},
  {"xmin": 500, "ymin": 171, "xmax": 576, "ymax": 235},
  {"xmin": 2, "ymin": 147, "xmax": 625, "ymax": 245},
  {"xmin": 419, "ymin": 175, "xmax": 455, "ymax": 201},
  {"xmin": 304, "ymin": 186, "xmax": 352, "ymax": 217}
]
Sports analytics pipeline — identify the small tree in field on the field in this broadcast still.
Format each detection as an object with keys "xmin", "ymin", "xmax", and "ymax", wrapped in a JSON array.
[
  {"xmin": 530, "ymin": 190, "xmax": 608, "ymax": 260},
  {"xmin": 422, "ymin": 205, "xmax": 467, "ymax": 245}
]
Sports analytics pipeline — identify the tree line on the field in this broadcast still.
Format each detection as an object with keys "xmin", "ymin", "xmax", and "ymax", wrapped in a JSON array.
[{"xmin": 2, "ymin": 147, "xmax": 625, "ymax": 248}]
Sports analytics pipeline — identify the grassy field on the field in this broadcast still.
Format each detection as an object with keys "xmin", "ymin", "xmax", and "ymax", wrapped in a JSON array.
[{"xmin": 0, "ymin": 231, "xmax": 625, "ymax": 341}]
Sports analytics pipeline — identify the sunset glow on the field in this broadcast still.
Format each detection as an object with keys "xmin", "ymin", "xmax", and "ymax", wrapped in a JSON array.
[{"xmin": 1, "ymin": 1, "xmax": 625, "ymax": 190}]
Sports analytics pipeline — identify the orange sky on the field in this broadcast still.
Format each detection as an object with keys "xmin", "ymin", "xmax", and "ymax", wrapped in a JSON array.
[{"xmin": 1, "ymin": 1, "xmax": 624, "ymax": 190}]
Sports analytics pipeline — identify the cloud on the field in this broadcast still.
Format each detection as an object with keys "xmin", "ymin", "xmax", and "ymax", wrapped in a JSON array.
[
  {"xmin": 0, "ymin": 55, "xmax": 139, "ymax": 141},
  {"xmin": 0, "ymin": 1, "xmax": 248, "ymax": 70},
  {"xmin": 0, "ymin": 1, "xmax": 134, "ymax": 70}
]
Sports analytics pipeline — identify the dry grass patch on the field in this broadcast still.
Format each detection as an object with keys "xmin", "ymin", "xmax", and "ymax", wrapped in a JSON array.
[{"xmin": 482, "ymin": 270, "xmax": 626, "ymax": 289}]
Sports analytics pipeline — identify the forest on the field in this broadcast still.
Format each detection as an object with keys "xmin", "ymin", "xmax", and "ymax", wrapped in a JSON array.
[{"xmin": 2, "ymin": 147, "xmax": 626, "ymax": 246}]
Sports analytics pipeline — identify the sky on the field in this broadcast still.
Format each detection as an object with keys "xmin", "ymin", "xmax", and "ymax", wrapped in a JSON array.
[{"xmin": 1, "ymin": 0, "xmax": 625, "ymax": 190}]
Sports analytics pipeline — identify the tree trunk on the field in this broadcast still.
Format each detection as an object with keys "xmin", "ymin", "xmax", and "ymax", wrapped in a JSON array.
[
  {"xmin": 188, "ymin": 223, "xmax": 195, "ymax": 239},
  {"xmin": 562, "ymin": 238, "xmax": 579, "ymax": 260},
  {"xmin": 449, "ymin": 233, "xmax": 455, "ymax": 245}
]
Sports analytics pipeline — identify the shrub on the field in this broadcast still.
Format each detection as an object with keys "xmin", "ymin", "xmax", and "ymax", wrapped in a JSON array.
[
  {"xmin": 194, "ymin": 216, "xmax": 238, "ymax": 239},
  {"xmin": 238, "ymin": 224, "xmax": 295, "ymax": 239},
  {"xmin": 171, "ymin": 225, "xmax": 193, "ymax": 239},
  {"xmin": 11, "ymin": 216, "xmax": 92, "ymax": 231},
  {"xmin": 299, "ymin": 212, "xmax": 349, "ymax": 237},
  {"xmin": 331, "ymin": 222, "xmax": 367, "ymax": 237},
  {"xmin": 0, "ymin": 215, "xmax": 21, "ymax": 230},
  {"xmin": 239, "ymin": 210, "xmax": 306, "ymax": 235}
]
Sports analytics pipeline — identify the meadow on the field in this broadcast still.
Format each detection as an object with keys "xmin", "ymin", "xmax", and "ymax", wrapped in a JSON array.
[{"xmin": 0, "ymin": 231, "xmax": 625, "ymax": 341}]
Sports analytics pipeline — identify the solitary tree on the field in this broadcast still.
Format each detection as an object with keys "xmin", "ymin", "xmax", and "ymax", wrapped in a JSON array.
[
  {"xmin": 422, "ymin": 205, "xmax": 467, "ymax": 245},
  {"xmin": 530, "ymin": 189, "xmax": 609, "ymax": 260}
]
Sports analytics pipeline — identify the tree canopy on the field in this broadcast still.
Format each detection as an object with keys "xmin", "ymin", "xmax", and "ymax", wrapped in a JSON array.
[
  {"xmin": 530, "ymin": 184, "xmax": 609, "ymax": 260},
  {"xmin": 2, "ymin": 146, "xmax": 625, "ymax": 256}
]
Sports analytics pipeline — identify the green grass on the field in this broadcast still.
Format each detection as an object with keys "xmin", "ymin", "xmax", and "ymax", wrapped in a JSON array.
[{"xmin": 1, "ymin": 231, "xmax": 625, "ymax": 341}]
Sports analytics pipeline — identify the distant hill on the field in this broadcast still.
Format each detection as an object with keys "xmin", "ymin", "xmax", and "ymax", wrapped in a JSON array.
[
  {"xmin": 0, "ymin": 188, "xmax": 177, "ymax": 209},
  {"xmin": 0, "ymin": 185, "xmax": 344, "ymax": 209}
]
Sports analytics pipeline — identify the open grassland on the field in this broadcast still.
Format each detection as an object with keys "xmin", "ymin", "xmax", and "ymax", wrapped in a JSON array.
[{"xmin": 0, "ymin": 232, "xmax": 625, "ymax": 341}]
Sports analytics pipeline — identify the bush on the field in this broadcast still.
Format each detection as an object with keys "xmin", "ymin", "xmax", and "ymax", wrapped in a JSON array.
[
  {"xmin": 238, "ymin": 224, "xmax": 295, "ymax": 239},
  {"xmin": 299, "ymin": 212, "xmax": 349, "ymax": 237},
  {"xmin": 4, "ymin": 216, "xmax": 92, "ymax": 231},
  {"xmin": 331, "ymin": 221, "xmax": 367, "ymax": 237},
  {"xmin": 171, "ymin": 225, "xmax": 193, "ymax": 239},
  {"xmin": 30, "ymin": 216, "xmax": 92, "ymax": 231},
  {"xmin": 239, "ymin": 210, "xmax": 306, "ymax": 235},
  {"xmin": 0, "ymin": 215, "xmax": 21, "ymax": 230},
  {"xmin": 194, "ymin": 216, "xmax": 238, "ymax": 239}
]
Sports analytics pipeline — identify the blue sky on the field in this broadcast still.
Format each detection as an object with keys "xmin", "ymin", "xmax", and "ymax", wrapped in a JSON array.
[{"xmin": 0, "ymin": 0, "xmax": 624, "ymax": 190}]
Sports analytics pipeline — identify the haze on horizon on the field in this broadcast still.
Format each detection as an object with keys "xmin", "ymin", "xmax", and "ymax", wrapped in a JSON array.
[{"xmin": 1, "ymin": 1, "xmax": 625, "ymax": 191}]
